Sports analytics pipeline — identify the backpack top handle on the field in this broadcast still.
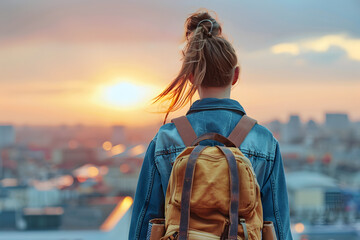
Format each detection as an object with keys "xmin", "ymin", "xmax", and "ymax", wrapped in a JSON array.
[{"xmin": 191, "ymin": 132, "xmax": 236, "ymax": 147}]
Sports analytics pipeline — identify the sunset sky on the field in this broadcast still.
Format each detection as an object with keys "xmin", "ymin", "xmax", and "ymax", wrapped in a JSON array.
[{"xmin": 1, "ymin": 0, "xmax": 359, "ymax": 126}]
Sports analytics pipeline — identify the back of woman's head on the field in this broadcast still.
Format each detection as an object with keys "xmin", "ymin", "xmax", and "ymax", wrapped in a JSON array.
[{"xmin": 154, "ymin": 10, "xmax": 238, "ymax": 124}]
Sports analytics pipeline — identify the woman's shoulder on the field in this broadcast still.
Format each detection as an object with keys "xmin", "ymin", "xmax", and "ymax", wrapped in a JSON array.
[
  {"xmin": 252, "ymin": 122, "xmax": 277, "ymax": 142},
  {"xmin": 241, "ymin": 122, "xmax": 278, "ymax": 161},
  {"xmin": 153, "ymin": 122, "xmax": 185, "ymax": 156}
]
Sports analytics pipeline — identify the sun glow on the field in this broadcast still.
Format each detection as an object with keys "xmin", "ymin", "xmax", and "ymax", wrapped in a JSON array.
[
  {"xmin": 100, "ymin": 196, "xmax": 133, "ymax": 231},
  {"xmin": 98, "ymin": 79, "xmax": 156, "ymax": 109}
]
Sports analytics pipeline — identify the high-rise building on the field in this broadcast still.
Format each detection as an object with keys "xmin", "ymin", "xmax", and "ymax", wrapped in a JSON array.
[
  {"xmin": 306, "ymin": 119, "xmax": 319, "ymax": 133},
  {"xmin": 0, "ymin": 125, "xmax": 15, "ymax": 148},
  {"xmin": 283, "ymin": 115, "xmax": 304, "ymax": 143},
  {"xmin": 325, "ymin": 113, "xmax": 349, "ymax": 129},
  {"xmin": 56, "ymin": 148, "xmax": 98, "ymax": 169}
]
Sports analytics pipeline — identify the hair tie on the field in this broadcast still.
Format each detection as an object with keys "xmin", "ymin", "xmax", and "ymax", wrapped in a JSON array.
[{"xmin": 197, "ymin": 19, "xmax": 214, "ymax": 37}]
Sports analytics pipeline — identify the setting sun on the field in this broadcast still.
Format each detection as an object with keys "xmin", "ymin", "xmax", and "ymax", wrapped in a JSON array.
[
  {"xmin": 103, "ymin": 81, "xmax": 146, "ymax": 107},
  {"xmin": 96, "ymin": 80, "xmax": 158, "ymax": 110}
]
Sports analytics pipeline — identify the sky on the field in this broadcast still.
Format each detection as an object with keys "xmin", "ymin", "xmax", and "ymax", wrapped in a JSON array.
[{"xmin": 0, "ymin": 0, "xmax": 359, "ymax": 126}]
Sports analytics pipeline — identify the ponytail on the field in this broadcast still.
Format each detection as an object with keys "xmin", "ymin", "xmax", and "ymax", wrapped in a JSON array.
[{"xmin": 153, "ymin": 10, "xmax": 238, "ymax": 124}]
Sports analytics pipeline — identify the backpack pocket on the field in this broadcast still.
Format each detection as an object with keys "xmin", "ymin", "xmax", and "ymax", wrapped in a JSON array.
[{"xmin": 170, "ymin": 147, "xmax": 257, "ymax": 216}]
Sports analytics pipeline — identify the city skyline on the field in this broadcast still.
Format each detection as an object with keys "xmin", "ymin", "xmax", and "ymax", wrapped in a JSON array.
[{"xmin": 1, "ymin": 111, "xmax": 359, "ymax": 128}]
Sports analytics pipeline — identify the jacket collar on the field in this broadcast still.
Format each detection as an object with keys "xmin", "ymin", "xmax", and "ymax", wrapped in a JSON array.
[{"xmin": 187, "ymin": 98, "xmax": 246, "ymax": 115}]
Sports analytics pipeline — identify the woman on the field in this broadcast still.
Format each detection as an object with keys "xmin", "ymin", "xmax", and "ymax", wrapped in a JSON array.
[{"xmin": 129, "ymin": 10, "xmax": 292, "ymax": 240}]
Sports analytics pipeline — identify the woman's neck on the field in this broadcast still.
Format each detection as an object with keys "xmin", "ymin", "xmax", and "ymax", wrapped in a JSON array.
[{"xmin": 198, "ymin": 86, "xmax": 231, "ymax": 99}]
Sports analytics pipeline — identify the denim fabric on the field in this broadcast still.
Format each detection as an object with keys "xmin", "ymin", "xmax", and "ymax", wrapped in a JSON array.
[{"xmin": 129, "ymin": 98, "xmax": 293, "ymax": 240}]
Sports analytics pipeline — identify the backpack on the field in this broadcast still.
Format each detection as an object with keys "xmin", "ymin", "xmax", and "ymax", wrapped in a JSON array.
[
  {"xmin": 163, "ymin": 115, "xmax": 262, "ymax": 240},
  {"xmin": 146, "ymin": 115, "xmax": 277, "ymax": 240}
]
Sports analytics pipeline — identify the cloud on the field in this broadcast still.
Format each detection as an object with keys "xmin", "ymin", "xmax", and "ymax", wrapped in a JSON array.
[
  {"xmin": 271, "ymin": 34, "xmax": 360, "ymax": 61},
  {"xmin": 304, "ymin": 35, "xmax": 360, "ymax": 61},
  {"xmin": 271, "ymin": 43, "xmax": 300, "ymax": 55},
  {"xmin": 1, "ymin": 0, "xmax": 360, "ymax": 50}
]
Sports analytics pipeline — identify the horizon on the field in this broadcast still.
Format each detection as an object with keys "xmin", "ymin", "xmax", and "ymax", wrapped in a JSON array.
[{"xmin": 1, "ymin": 111, "xmax": 359, "ymax": 128}]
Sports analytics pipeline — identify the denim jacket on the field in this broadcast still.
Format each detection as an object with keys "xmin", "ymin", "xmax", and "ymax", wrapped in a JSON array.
[{"xmin": 129, "ymin": 98, "xmax": 293, "ymax": 240}]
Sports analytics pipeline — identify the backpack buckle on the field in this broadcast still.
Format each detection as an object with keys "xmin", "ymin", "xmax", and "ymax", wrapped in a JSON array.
[
  {"xmin": 239, "ymin": 218, "xmax": 249, "ymax": 240},
  {"xmin": 167, "ymin": 231, "xmax": 178, "ymax": 240}
]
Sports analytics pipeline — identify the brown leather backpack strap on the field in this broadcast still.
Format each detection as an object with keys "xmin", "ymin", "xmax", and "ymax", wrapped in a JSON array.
[
  {"xmin": 192, "ymin": 133, "xmax": 236, "ymax": 147},
  {"xmin": 178, "ymin": 145, "xmax": 207, "ymax": 240},
  {"xmin": 228, "ymin": 115, "xmax": 257, "ymax": 148},
  {"xmin": 217, "ymin": 146, "xmax": 240, "ymax": 240},
  {"xmin": 171, "ymin": 116, "xmax": 197, "ymax": 147}
]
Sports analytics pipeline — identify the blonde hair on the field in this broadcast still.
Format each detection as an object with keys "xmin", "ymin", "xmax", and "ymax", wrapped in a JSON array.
[{"xmin": 154, "ymin": 10, "xmax": 238, "ymax": 124}]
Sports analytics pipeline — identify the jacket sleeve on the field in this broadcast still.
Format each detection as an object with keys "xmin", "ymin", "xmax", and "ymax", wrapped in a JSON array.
[
  {"xmin": 128, "ymin": 139, "xmax": 165, "ymax": 240},
  {"xmin": 261, "ymin": 140, "xmax": 293, "ymax": 240}
]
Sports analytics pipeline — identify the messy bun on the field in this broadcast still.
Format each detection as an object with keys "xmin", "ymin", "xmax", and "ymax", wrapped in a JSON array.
[
  {"xmin": 185, "ymin": 12, "xmax": 221, "ymax": 39},
  {"xmin": 154, "ymin": 10, "xmax": 238, "ymax": 124}
]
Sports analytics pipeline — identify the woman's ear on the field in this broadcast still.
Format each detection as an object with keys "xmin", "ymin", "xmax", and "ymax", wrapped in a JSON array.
[{"xmin": 232, "ymin": 66, "xmax": 240, "ymax": 85}]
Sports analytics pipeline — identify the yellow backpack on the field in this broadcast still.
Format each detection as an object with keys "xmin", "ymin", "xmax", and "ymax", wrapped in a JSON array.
[{"xmin": 147, "ymin": 115, "xmax": 277, "ymax": 240}]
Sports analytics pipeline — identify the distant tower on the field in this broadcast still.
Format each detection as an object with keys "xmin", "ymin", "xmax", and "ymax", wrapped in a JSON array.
[
  {"xmin": 283, "ymin": 115, "xmax": 303, "ymax": 143},
  {"xmin": 306, "ymin": 119, "xmax": 318, "ymax": 133},
  {"xmin": 325, "ymin": 113, "xmax": 349, "ymax": 129},
  {"xmin": 111, "ymin": 125, "xmax": 126, "ymax": 145},
  {"xmin": 0, "ymin": 125, "xmax": 15, "ymax": 148},
  {"xmin": 304, "ymin": 119, "xmax": 319, "ymax": 146}
]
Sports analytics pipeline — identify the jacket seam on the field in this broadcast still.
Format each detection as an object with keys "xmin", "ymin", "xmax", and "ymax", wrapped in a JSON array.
[
  {"xmin": 155, "ymin": 148, "xmax": 275, "ymax": 161},
  {"xmin": 270, "ymin": 166, "xmax": 284, "ymax": 240},
  {"xmin": 155, "ymin": 147, "xmax": 184, "ymax": 157},
  {"xmin": 134, "ymin": 160, "xmax": 156, "ymax": 240},
  {"xmin": 240, "ymin": 149, "xmax": 274, "ymax": 161},
  {"xmin": 155, "ymin": 147, "xmax": 274, "ymax": 158}
]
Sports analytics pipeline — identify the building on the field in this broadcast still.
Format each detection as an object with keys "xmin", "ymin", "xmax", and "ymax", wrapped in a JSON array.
[
  {"xmin": 286, "ymin": 171, "xmax": 340, "ymax": 220},
  {"xmin": 0, "ymin": 125, "xmax": 15, "ymax": 148},
  {"xmin": 55, "ymin": 148, "xmax": 98, "ymax": 169},
  {"xmin": 325, "ymin": 113, "xmax": 349, "ymax": 129},
  {"xmin": 283, "ymin": 115, "xmax": 304, "ymax": 143}
]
